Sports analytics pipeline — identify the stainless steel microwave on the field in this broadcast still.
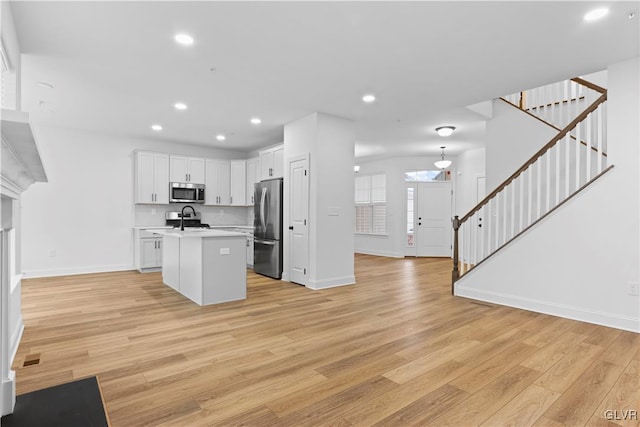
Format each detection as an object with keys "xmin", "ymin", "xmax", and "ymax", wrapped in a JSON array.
[{"xmin": 169, "ymin": 182, "xmax": 205, "ymax": 204}]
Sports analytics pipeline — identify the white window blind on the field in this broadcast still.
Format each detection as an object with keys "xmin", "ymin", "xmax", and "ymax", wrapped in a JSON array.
[{"xmin": 355, "ymin": 173, "xmax": 386, "ymax": 234}]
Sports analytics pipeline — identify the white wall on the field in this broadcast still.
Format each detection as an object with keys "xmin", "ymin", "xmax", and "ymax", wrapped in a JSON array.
[
  {"xmin": 21, "ymin": 125, "xmax": 250, "ymax": 278},
  {"xmin": 454, "ymin": 148, "xmax": 486, "ymax": 216},
  {"xmin": 456, "ymin": 57, "xmax": 640, "ymax": 332},
  {"xmin": 486, "ymin": 100, "xmax": 557, "ymax": 190},
  {"xmin": 284, "ymin": 112, "xmax": 355, "ymax": 289}
]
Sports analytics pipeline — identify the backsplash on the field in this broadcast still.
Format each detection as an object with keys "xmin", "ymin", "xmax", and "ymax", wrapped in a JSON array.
[{"xmin": 135, "ymin": 204, "xmax": 251, "ymax": 227}]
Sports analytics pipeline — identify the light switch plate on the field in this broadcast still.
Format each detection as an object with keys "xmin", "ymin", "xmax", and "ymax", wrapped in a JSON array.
[{"xmin": 220, "ymin": 248, "xmax": 230, "ymax": 255}]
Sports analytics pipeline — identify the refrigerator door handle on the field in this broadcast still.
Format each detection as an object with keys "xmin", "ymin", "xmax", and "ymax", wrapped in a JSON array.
[
  {"xmin": 255, "ymin": 239, "xmax": 276, "ymax": 246},
  {"xmin": 260, "ymin": 187, "xmax": 267, "ymax": 232}
]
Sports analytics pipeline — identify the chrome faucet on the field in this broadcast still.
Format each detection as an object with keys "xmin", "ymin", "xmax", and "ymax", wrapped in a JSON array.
[{"xmin": 180, "ymin": 205, "xmax": 196, "ymax": 231}]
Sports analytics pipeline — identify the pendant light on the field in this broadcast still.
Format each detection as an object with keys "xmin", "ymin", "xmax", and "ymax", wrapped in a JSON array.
[{"xmin": 434, "ymin": 146, "xmax": 452, "ymax": 169}]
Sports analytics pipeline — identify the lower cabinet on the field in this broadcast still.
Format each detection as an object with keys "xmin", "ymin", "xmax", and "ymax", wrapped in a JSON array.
[
  {"xmin": 246, "ymin": 236, "xmax": 254, "ymax": 267},
  {"xmin": 134, "ymin": 228, "xmax": 165, "ymax": 272}
]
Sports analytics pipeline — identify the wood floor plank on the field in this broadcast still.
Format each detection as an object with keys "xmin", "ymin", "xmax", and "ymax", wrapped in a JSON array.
[
  {"xmin": 591, "ymin": 359, "xmax": 640, "ymax": 427},
  {"xmin": 12, "ymin": 254, "xmax": 633, "ymax": 426},
  {"xmin": 534, "ymin": 341, "xmax": 605, "ymax": 393},
  {"xmin": 480, "ymin": 384, "xmax": 561, "ymax": 427},
  {"xmin": 543, "ymin": 359, "xmax": 626, "ymax": 426}
]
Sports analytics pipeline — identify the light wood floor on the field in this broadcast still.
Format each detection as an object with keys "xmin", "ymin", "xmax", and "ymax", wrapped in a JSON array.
[{"xmin": 13, "ymin": 255, "xmax": 640, "ymax": 426}]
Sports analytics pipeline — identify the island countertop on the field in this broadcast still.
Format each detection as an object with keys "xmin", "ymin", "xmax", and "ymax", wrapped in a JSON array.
[{"xmin": 150, "ymin": 229, "xmax": 247, "ymax": 238}]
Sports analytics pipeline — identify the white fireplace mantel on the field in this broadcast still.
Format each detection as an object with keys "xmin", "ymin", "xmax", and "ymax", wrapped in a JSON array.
[{"xmin": 1, "ymin": 108, "xmax": 47, "ymax": 416}]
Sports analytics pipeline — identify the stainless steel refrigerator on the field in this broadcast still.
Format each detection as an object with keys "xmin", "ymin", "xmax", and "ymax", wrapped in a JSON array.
[{"xmin": 254, "ymin": 178, "xmax": 283, "ymax": 279}]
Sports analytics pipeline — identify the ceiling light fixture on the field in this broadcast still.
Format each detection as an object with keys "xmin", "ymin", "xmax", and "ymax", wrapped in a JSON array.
[
  {"xmin": 151, "ymin": 124, "xmax": 163, "ymax": 131},
  {"xmin": 434, "ymin": 146, "xmax": 452, "ymax": 169},
  {"xmin": 174, "ymin": 33, "xmax": 194, "ymax": 46},
  {"xmin": 354, "ymin": 165, "xmax": 360, "ymax": 173},
  {"xmin": 584, "ymin": 8, "xmax": 609, "ymax": 21},
  {"xmin": 216, "ymin": 134, "xmax": 226, "ymax": 141},
  {"xmin": 35, "ymin": 82, "xmax": 54, "ymax": 89},
  {"xmin": 435, "ymin": 126, "xmax": 455, "ymax": 137},
  {"xmin": 628, "ymin": 10, "xmax": 638, "ymax": 19},
  {"xmin": 174, "ymin": 102, "xmax": 187, "ymax": 110},
  {"xmin": 250, "ymin": 117, "xmax": 262, "ymax": 125},
  {"xmin": 362, "ymin": 94, "xmax": 376, "ymax": 103}
]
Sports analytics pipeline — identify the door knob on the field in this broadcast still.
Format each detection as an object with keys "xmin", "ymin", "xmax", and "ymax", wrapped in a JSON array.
[{"xmin": 418, "ymin": 222, "xmax": 422, "ymax": 226}]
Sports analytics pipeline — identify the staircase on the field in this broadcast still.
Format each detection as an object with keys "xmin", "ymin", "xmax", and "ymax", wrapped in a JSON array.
[{"xmin": 451, "ymin": 77, "xmax": 611, "ymax": 292}]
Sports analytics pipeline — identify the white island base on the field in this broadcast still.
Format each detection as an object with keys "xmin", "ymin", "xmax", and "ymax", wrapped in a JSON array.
[{"xmin": 154, "ymin": 229, "xmax": 247, "ymax": 306}]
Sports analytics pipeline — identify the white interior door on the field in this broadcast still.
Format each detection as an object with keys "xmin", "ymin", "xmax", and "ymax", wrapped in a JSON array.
[
  {"xmin": 289, "ymin": 156, "xmax": 309, "ymax": 285},
  {"xmin": 416, "ymin": 182, "xmax": 453, "ymax": 257}
]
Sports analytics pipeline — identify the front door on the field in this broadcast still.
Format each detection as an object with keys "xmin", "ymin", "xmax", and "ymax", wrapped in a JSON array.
[
  {"xmin": 416, "ymin": 182, "xmax": 453, "ymax": 257},
  {"xmin": 288, "ymin": 156, "xmax": 309, "ymax": 285}
]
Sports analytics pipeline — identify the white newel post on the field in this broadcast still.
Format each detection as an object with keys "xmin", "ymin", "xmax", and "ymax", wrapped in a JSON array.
[{"xmin": 0, "ymin": 109, "xmax": 48, "ymax": 416}]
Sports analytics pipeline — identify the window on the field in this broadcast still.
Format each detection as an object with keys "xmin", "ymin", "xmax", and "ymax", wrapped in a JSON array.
[
  {"xmin": 405, "ymin": 169, "xmax": 451, "ymax": 182},
  {"xmin": 355, "ymin": 174, "xmax": 386, "ymax": 234}
]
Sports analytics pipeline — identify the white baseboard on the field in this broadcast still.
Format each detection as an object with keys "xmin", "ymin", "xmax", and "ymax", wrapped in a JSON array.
[
  {"xmin": 0, "ymin": 371, "xmax": 16, "ymax": 416},
  {"xmin": 307, "ymin": 275, "xmax": 356, "ymax": 290},
  {"xmin": 354, "ymin": 249, "xmax": 404, "ymax": 258},
  {"xmin": 23, "ymin": 263, "xmax": 135, "ymax": 279},
  {"xmin": 455, "ymin": 286, "xmax": 640, "ymax": 333}
]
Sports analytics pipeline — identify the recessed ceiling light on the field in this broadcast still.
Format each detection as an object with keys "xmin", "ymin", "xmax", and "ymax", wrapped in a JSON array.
[
  {"xmin": 174, "ymin": 33, "xmax": 194, "ymax": 46},
  {"xmin": 151, "ymin": 124, "xmax": 163, "ymax": 131},
  {"xmin": 216, "ymin": 134, "xmax": 226, "ymax": 141},
  {"xmin": 174, "ymin": 102, "xmax": 187, "ymax": 110},
  {"xmin": 250, "ymin": 117, "xmax": 262, "ymax": 125},
  {"xmin": 584, "ymin": 8, "xmax": 609, "ymax": 22},
  {"xmin": 362, "ymin": 94, "xmax": 376, "ymax": 103}
]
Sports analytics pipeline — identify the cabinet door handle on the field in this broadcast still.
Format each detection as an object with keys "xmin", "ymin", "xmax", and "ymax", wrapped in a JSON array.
[{"xmin": 230, "ymin": 196, "xmax": 233, "ymax": 204}]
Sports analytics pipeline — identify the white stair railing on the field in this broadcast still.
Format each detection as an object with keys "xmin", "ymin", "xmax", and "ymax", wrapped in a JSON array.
[{"xmin": 452, "ymin": 78, "xmax": 610, "ymax": 289}]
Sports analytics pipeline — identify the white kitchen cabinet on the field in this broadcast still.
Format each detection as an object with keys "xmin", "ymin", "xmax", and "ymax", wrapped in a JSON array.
[
  {"xmin": 246, "ymin": 157, "xmax": 259, "ymax": 206},
  {"xmin": 230, "ymin": 161, "xmax": 246, "ymax": 206},
  {"xmin": 205, "ymin": 159, "xmax": 231, "ymax": 205},
  {"xmin": 135, "ymin": 151, "xmax": 169, "ymax": 204},
  {"xmin": 134, "ymin": 228, "xmax": 167, "ymax": 272},
  {"xmin": 259, "ymin": 145, "xmax": 284, "ymax": 180},
  {"xmin": 246, "ymin": 236, "xmax": 254, "ymax": 267},
  {"xmin": 141, "ymin": 238, "xmax": 162, "ymax": 269},
  {"xmin": 170, "ymin": 156, "xmax": 205, "ymax": 184}
]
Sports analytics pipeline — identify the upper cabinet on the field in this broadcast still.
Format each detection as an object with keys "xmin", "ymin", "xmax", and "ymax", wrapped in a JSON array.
[
  {"xmin": 246, "ymin": 157, "xmax": 259, "ymax": 206},
  {"xmin": 259, "ymin": 145, "xmax": 284, "ymax": 180},
  {"xmin": 230, "ymin": 161, "xmax": 246, "ymax": 206},
  {"xmin": 135, "ymin": 151, "xmax": 169, "ymax": 204},
  {"xmin": 205, "ymin": 159, "xmax": 231, "ymax": 205},
  {"xmin": 170, "ymin": 156, "xmax": 205, "ymax": 184}
]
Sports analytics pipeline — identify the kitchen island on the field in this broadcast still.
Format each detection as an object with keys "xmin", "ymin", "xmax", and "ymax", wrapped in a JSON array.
[{"xmin": 151, "ymin": 228, "xmax": 247, "ymax": 306}]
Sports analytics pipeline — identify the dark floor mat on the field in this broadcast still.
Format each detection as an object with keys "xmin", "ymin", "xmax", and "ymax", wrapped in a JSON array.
[{"xmin": 1, "ymin": 376, "xmax": 109, "ymax": 427}]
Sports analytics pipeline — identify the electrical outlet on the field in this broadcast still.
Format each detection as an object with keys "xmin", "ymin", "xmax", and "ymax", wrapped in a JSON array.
[
  {"xmin": 629, "ymin": 282, "xmax": 639, "ymax": 296},
  {"xmin": 220, "ymin": 248, "xmax": 230, "ymax": 255},
  {"xmin": 151, "ymin": 208, "xmax": 156, "ymax": 215},
  {"xmin": 49, "ymin": 249, "xmax": 56, "ymax": 257}
]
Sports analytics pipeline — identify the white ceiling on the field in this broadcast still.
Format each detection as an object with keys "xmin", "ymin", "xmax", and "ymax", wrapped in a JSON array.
[{"xmin": 10, "ymin": 1, "xmax": 640, "ymax": 160}]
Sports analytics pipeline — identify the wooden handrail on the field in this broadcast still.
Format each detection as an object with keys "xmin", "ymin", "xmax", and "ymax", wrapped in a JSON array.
[
  {"xmin": 460, "ymin": 91, "xmax": 607, "ymax": 224},
  {"xmin": 571, "ymin": 77, "xmax": 607, "ymax": 94}
]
